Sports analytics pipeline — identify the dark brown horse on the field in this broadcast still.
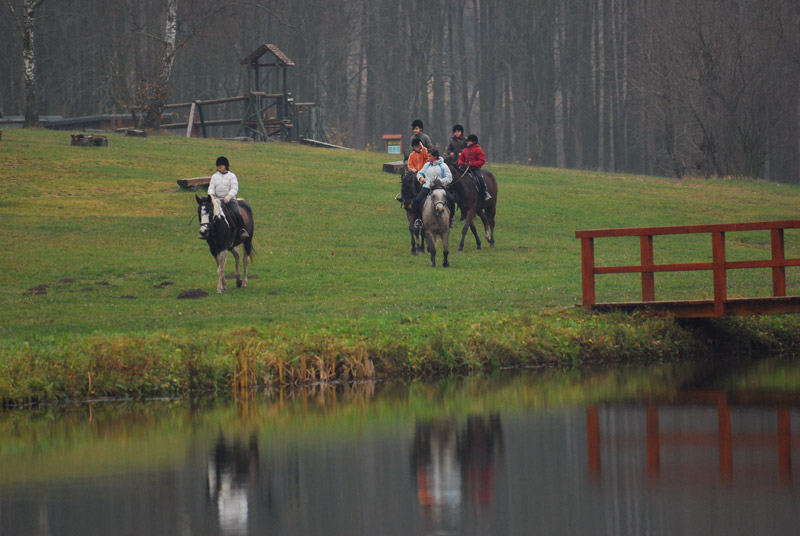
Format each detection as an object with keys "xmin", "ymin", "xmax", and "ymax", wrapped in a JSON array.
[
  {"xmin": 196, "ymin": 195, "xmax": 255, "ymax": 293},
  {"xmin": 446, "ymin": 162, "xmax": 497, "ymax": 251},
  {"xmin": 400, "ymin": 169, "xmax": 426, "ymax": 255}
]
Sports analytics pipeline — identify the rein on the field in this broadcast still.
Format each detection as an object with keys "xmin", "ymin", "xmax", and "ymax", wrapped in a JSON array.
[{"xmin": 448, "ymin": 166, "xmax": 471, "ymax": 187}]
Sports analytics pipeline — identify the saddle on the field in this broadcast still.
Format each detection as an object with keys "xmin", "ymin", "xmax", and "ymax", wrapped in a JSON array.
[
  {"xmin": 211, "ymin": 197, "xmax": 241, "ymax": 231},
  {"xmin": 467, "ymin": 171, "xmax": 481, "ymax": 192}
]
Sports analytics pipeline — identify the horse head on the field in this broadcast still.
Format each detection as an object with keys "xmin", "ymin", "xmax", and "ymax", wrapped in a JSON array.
[
  {"xmin": 401, "ymin": 170, "xmax": 419, "ymax": 202},
  {"xmin": 429, "ymin": 188, "xmax": 449, "ymax": 216},
  {"xmin": 196, "ymin": 194, "xmax": 213, "ymax": 239}
]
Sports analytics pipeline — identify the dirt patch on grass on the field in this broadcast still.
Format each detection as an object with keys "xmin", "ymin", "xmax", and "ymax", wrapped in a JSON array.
[
  {"xmin": 23, "ymin": 284, "xmax": 49, "ymax": 296},
  {"xmin": 153, "ymin": 281, "xmax": 174, "ymax": 289},
  {"xmin": 178, "ymin": 289, "xmax": 208, "ymax": 299}
]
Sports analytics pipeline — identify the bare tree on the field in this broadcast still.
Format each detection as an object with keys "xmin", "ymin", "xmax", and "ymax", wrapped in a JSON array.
[{"xmin": 4, "ymin": 0, "xmax": 46, "ymax": 127}]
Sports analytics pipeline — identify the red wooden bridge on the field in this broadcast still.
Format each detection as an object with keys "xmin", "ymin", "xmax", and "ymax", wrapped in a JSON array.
[{"xmin": 576, "ymin": 220, "xmax": 800, "ymax": 318}]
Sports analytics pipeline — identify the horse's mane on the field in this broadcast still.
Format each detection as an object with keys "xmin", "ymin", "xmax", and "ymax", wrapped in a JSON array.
[{"xmin": 401, "ymin": 171, "xmax": 418, "ymax": 201}]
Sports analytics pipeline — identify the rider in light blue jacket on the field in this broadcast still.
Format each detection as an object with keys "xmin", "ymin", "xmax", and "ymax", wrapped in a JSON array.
[{"xmin": 412, "ymin": 149, "xmax": 456, "ymax": 229}]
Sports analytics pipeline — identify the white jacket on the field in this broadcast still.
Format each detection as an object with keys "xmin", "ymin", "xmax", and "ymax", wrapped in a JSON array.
[
  {"xmin": 417, "ymin": 158, "xmax": 452, "ymax": 189},
  {"xmin": 208, "ymin": 170, "xmax": 239, "ymax": 202}
]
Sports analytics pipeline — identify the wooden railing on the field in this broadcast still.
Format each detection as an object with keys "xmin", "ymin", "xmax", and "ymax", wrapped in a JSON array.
[{"xmin": 575, "ymin": 220, "xmax": 800, "ymax": 317}]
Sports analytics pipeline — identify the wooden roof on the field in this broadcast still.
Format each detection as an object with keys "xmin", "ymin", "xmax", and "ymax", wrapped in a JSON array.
[{"xmin": 241, "ymin": 44, "xmax": 295, "ymax": 67}]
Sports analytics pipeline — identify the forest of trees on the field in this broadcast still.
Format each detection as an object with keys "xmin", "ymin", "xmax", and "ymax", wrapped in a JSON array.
[{"xmin": 3, "ymin": 0, "xmax": 800, "ymax": 183}]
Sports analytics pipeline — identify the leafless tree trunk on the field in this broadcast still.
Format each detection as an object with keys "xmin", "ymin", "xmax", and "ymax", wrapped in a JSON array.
[
  {"xmin": 139, "ymin": 0, "xmax": 178, "ymax": 128},
  {"xmin": 6, "ymin": 0, "xmax": 45, "ymax": 127}
]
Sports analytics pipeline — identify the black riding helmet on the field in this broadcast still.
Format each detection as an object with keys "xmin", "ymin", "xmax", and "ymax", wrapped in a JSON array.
[
  {"xmin": 216, "ymin": 156, "xmax": 229, "ymax": 168},
  {"xmin": 467, "ymin": 134, "xmax": 479, "ymax": 143},
  {"xmin": 452, "ymin": 124, "xmax": 464, "ymax": 133}
]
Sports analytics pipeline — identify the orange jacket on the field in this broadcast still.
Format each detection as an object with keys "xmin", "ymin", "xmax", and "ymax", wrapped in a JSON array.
[{"xmin": 407, "ymin": 147, "xmax": 429, "ymax": 173}]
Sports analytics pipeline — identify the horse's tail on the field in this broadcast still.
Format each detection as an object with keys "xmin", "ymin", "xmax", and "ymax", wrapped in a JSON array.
[{"xmin": 245, "ymin": 240, "xmax": 255, "ymax": 263}]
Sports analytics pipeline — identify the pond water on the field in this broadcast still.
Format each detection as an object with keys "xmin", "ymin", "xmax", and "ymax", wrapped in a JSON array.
[{"xmin": 1, "ymin": 364, "xmax": 799, "ymax": 536}]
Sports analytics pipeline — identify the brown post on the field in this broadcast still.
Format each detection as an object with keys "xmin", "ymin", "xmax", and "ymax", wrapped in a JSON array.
[
  {"xmin": 717, "ymin": 393, "xmax": 733, "ymax": 477},
  {"xmin": 778, "ymin": 407, "xmax": 791, "ymax": 481},
  {"xmin": 581, "ymin": 237, "xmax": 596, "ymax": 307},
  {"xmin": 586, "ymin": 406, "xmax": 601, "ymax": 477},
  {"xmin": 771, "ymin": 228, "xmax": 787, "ymax": 297},
  {"xmin": 640, "ymin": 235, "xmax": 655, "ymax": 301},
  {"xmin": 712, "ymin": 231, "xmax": 727, "ymax": 317},
  {"xmin": 646, "ymin": 405, "xmax": 660, "ymax": 477}
]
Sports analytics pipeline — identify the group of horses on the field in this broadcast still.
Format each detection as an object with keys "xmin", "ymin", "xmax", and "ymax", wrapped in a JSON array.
[
  {"xmin": 193, "ymin": 159, "xmax": 496, "ymax": 293},
  {"xmin": 400, "ymin": 159, "xmax": 497, "ymax": 268}
]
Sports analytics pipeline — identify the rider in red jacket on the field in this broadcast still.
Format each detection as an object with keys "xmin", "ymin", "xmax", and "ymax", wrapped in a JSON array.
[{"xmin": 457, "ymin": 134, "xmax": 492, "ymax": 201}]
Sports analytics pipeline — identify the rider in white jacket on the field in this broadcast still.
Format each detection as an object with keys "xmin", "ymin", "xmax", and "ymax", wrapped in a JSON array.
[{"xmin": 208, "ymin": 156, "xmax": 249, "ymax": 240}]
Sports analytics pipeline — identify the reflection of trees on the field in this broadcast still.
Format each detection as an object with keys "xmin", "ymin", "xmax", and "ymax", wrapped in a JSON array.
[
  {"xmin": 411, "ymin": 414, "xmax": 505, "ymax": 529},
  {"xmin": 207, "ymin": 432, "xmax": 259, "ymax": 536}
]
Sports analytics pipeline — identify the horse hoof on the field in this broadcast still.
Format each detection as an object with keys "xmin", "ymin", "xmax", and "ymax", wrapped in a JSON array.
[
  {"xmin": 443, "ymin": 262, "xmax": 449, "ymax": 267},
  {"xmin": 236, "ymin": 280, "xmax": 242, "ymax": 288}
]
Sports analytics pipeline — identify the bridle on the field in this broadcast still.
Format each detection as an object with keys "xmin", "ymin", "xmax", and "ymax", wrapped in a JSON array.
[{"xmin": 198, "ymin": 201, "xmax": 215, "ymax": 238}]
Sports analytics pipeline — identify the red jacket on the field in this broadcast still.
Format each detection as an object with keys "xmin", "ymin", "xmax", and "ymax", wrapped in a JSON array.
[{"xmin": 458, "ymin": 143, "xmax": 486, "ymax": 169}]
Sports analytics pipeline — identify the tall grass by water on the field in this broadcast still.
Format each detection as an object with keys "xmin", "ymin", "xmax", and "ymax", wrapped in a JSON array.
[{"xmin": 2, "ymin": 129, "xmax": 800, "ymax": 403}]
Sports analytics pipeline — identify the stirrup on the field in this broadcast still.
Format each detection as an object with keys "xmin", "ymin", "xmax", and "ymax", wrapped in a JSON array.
[
  {"xmin": 240, "ymin": 229, "xmax": 250, "ymax": 239},
  {"xmin": 484, "ymin": 192, "xmax": 492, "ymax": 200}
]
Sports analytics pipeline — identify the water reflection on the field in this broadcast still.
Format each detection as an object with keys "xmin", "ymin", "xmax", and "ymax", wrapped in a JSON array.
[
  {"xmin": 411, "ymin": 415, "xmax": 504, "ymax": 531},
  {"xmin": 1, "ymin": 368, "xmax": 799, "ymax": 535},
  {"xmin": 587, "ymin": 391, "xmax": 797, "ymax": 484},
  {"xmin": 207, "ymin": 433, "xmax": 259, "ymax": 535}
]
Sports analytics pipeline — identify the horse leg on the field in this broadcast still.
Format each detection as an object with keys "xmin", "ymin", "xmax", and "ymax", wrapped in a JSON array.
[
  {"xmin": 459, "ymin": 209, "xmax": 480, "ymax": 252},
  {"xmin": 216, "ymin": 250, "xmax": 228, "ymax": 294},
  {"xmin": 442, "ymin": 230, "xmax": 450, "ymax": 267},
  {"xmin": 476, "ymin": 210, "xmax": 493, "ymax": 247},
  {"xmin": 241, "ymin": 243, "xmax": 249, "ymax": 289},
  {"xmin": 407, "ymin": 214, "xmax": 418, "ymax": 255},
  {"xmin": 487, "ymin": 207, "xmax": 496, "ymax": 247},
  {"xmin": 427, "ymin": 234, "xmax": 436, "ymax": 267},
  {"xmin": 230, "ymin": 247, "xmax": 242, "ymax": 288}
]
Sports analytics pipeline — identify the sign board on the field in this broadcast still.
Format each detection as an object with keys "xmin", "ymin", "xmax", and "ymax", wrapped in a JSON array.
[{"xmin": 382, "ymin": 134, "xmax": 402, "ymax": 154}]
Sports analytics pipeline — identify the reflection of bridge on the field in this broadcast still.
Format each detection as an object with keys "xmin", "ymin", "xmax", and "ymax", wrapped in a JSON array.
[
  {"xmin": 576, "ymin": 220, "xmax": 800, "ymax": 318},
  {"xmin": 587, "ymin": 392, "xmax": 799, "ymax": 482}
]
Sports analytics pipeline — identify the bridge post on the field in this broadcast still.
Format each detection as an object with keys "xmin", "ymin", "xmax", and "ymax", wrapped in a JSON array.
[
  {"xmin": 586, "ymin": 406, "xmax": 601, "ymax": 477},
  {"xmin": 580, "ymin": 237, "xmax": 596, "ymax": 307},
  {"xmin": 640, "ymin": 235, "xmax": 655, "ymax": 301},
  {"xmin": 771, "ymin": 229, "xmax": 787, "ymax": 296},
  {"xmin": 712, "ymin": 231, "xmax": 727, "ymax": 316},
  {"xmin": 778, "ymin": 407, "xmax": 792, "ymax": 479}
]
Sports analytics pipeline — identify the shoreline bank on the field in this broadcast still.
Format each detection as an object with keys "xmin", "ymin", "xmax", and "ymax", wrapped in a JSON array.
[{"xmin": 4, "ymin": 310, "xmax": 800, "ymax": 406}]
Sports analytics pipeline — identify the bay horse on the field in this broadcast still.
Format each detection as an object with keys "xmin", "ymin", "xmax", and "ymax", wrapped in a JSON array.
[
  {"xmin": 421, "ymin": 186, "xmax": 450, "ymax": 267},
  {"xmin": 400, "ymin": 169, "xmax": 425, "ymax": 255},
  {"xmin": 196, "ymin": 195, "xmax": 254, "ymax": 294},
  {"xmin": 445, "ymin": 162, "xmax": 497, "ymax": 251}
]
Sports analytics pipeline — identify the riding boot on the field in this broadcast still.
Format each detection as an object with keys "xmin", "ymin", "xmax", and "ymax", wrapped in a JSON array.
[
  {"xmin": 228, "ymin": 199, "xmax": 249, "ymax": 239},
  {"xmin": 475, "ymin": 171, "xmax": 491, "ymax": 201}
]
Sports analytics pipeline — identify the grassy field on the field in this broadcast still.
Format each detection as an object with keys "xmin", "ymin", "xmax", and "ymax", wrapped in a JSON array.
[{"xmin": 2, "ymin": 129, "xmax": 800, "ymax": 402}]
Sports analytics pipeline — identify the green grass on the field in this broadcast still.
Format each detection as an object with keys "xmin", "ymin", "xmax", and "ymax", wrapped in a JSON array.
[{"xmin": 3, "ymin": 129, "xmax": 800, "ymax": 402}]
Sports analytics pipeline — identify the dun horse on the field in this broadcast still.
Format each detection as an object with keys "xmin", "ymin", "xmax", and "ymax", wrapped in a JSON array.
[
  {"xmin": 400, "ymin": 169, "xmax": 425, "ymax": 255},
  {"xmin": 421, "ymin": 187, "xmax": 451, "ymax": 267},
  {"xmin": 446, "ymin": 162, "xmax": 497, "ymax": 251},
  {"xmin": 196, "ymin": 195, "xmax": 254, "ymax": 294}
]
